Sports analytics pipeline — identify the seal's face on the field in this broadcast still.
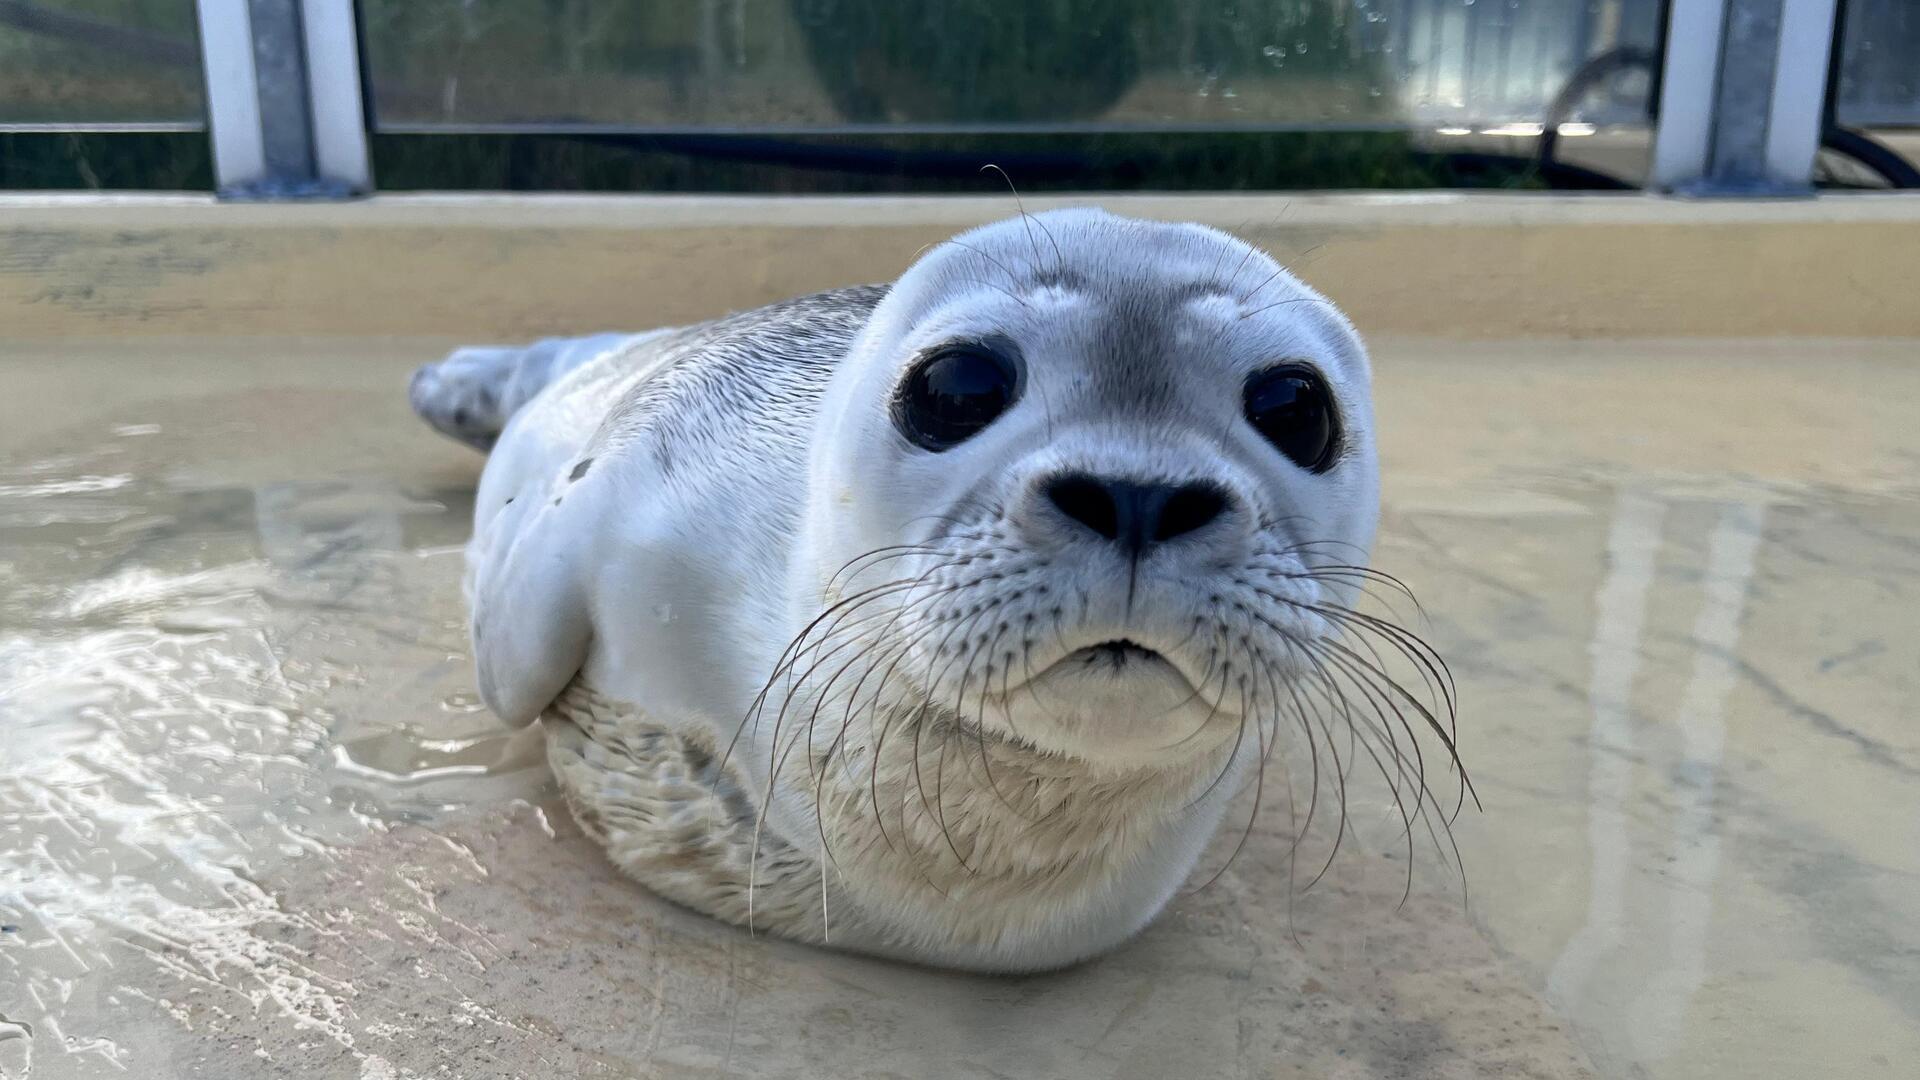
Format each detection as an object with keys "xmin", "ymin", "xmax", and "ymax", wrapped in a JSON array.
[{"xmin": 803, "ymin": 209, "xmax": 1379, "ymax": 769}]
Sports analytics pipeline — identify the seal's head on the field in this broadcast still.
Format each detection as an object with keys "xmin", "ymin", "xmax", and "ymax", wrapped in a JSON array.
[{"xmin": 797, "ymin": 208, "xmax": 1378, "ymax": 769}]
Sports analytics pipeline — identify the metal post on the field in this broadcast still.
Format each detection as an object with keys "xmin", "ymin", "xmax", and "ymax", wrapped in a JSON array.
[
  {"xmin": 1764, "ymin": 0, "xmax": 1839, "ymax": 182},
  {"xmin": 197, "ymin": 0, "xmax": 267, "ymax": 186},
  {"xmin": 1649, "ymin": 0, "xmax": 1731, "ymax": 188},
  {"xmin": 1650, "ymin": 0, "xmax": 1839, "ymax": 194},
  {"xmin": 196, "ymin": 0, "xmax": 371, "ymax": 198}
]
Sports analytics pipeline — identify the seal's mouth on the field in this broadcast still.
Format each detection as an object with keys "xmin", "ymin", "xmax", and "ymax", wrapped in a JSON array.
[
  {"xmin": 980, "ymin": 633, "xmax": 1243, "ymax": 742},
  {"xmin": 1018, "ymin": 636, "xmax": 1201, "ymax": 701},
  {"xmin": 1070, "ymin": 639, "xmax": 1164, "ymax": 670}
]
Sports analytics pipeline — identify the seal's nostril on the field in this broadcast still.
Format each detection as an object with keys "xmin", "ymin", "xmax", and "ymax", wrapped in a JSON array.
[
  {"xmin": 1043, "ymin": 473, "xmax": 1229, "ymax": 553},
  {"xmin": 1154, "ymin": 483, "xmax": 1227, "ymax": 542},
  {"xmin": 1045, "ymin": 474, "xmax": 1120, "ymax": 540}
]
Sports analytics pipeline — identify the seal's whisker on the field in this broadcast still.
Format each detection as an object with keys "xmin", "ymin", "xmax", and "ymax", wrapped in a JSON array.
[
  {"xmin": 946, "ymin": 274, "xmax": 1037, "ymax": 311},
  {"xmin": 1307, "ymin": 598, "xmax": 1472, "ymax": 894},
  {"xmin": 1000, "ymin": 598, "xmax": 1110, "ymax": 729},
  {"xmin": 968, "ymin": 627, "xmax": 1035, "ymax": 821},
  {"xmin": 756, "ymin": 581, "xmax": 937, "ymax": 775},
  {"xmin": 1239, "ymin": 296, "xmax": 1340, "ymax": 321},
  {"xmin": 797, "ymin": 547, "xmax": 1046, "ymax": 857},
  {"xmin": 1305, "ymin": 606, "xmax": 1471, "ymax": 817},
  {"xmin": 1188, "ymin": 635, "xmax": 1274, "ymax": 893},
  {"xmin": 944, "ymin": 238, "xmax": 1034, "ymax": 305},
  {"xmin": 825, "ymin": 631, "xmax": 926, "ymax": 801},
  {"xmin": 824, "ymin": 530, "xmax": 1019, "ymax": 594},
  {"xmin": 1274, "ymin": 662, "xmax": 1327, "ymax": 884},
  {"xmin": 759, "ymin": 647, "xmax": 895, "ymax": 902},
  {"xmin": 1324, "ymin": 643, "xmax": 1472, "ymax": 907},
  {"xmin": 848, "ymin": 622, "xmax": 960, "ymax": 841},
  {"xmin": 1237, "ymin": 568, "xmax": 1463, "ymax": 803},
  {"xmin": 1163, "ymin": 623, "xmax": 1241, "ymax": 753},
  {"xmin": 1336, "ymin": 645, "xmax": 1466, "ymax": 876},
  {"xmin": 824, "ymin": 542, "xmax": 943, "ymax": 595},
  {"xmin": 1181, "ymin": 689, "xmax": 1252, "ymax": 814},
  {"xmin": 1270, "ymin": 535, "xmax": 1371, "ymax": 560},
  {"xmin": 950, "ymin": 628, "xmax": 1014, "ymax": 810},
  {"xmin": 980, "ymin": 164, "xmax": 1057, "ymax": 278},
  {"xmin": 1235, "ymin": 264, "xmax": 1290, "ymax": 307},
  {"xmin": 908, "ymin": 594, "xmax": 1014, "ymax": 870},
  {"xmin": 1320, "ymin": 614, "xmax": 1443, "ymax": 764},
  {"xmin": 930, "ymin": 716, "xmax": 961, "ymax": 862},
  {"xmin": 1305, "ymin": 641, "xmax": 1434, "ymax": 903},
  {"xmin": 1311, "ymin": 600, "xmax": 1458, "ymax": 724},
  {"xmin": 817, "ymin": 574, "xmax": 983, "ymax": 754},
  {"xmin": 1297, "ymin": 562, "xmax": 1426, "ymax": 615},
  {"xmin": 741, "ymin": 573, "xmax": 926, "ymax": 719},
  {"xmin": 915, "ymin": 680, "xmax": 969, "ymax": 872},
  {"xmin": 866, "ymin": 579, "xmax": 1010, "ymax": 856},
  {"xmin": 1277, "ymin": 642, "xmax": 1362, "ymax": 892},
  {"xmin": 739, "ymin": 553, "xmax": 987, "ymax": 769},
  {"xmin": 799, "ymin": 640, "xmax": 911, "ymax": 855},
  {"xmin": 731, "ymin": 600, "xmax": 895, "ymax": 785},
  {"xmin": 1217, "ymin": 240, "xmax": 1263, "ymax": 299},
  {"xmin": 864, "ymin": 699, "xmax": 908, "ymax": 856},
  {"xmin": 1277, "ymin": 563, "xmax": 1426, "ymax": 621}
]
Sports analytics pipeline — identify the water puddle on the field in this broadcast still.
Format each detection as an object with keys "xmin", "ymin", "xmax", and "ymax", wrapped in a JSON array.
[
  {"xmin": 0, "ymin": 415, "xmax": 545, "ymax": 1078},
  {"xmin": 2, "ymin": 338, "xmax": 1916, "ymax": 1078}
]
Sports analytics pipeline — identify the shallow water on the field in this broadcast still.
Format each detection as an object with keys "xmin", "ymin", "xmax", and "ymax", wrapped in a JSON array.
[{"xmin": 1, "ymin": 337, "xmax": 1916, "ymax": 1079}]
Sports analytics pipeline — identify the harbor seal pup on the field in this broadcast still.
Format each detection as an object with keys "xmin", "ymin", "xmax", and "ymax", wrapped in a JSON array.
[{"xmin": 410, "ymin": 208, "xmax": 1463, "ymax": 972}]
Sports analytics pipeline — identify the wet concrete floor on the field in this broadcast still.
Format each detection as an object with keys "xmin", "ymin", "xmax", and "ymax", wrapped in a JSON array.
[{"xmin": 2, "ymin": 336, "xmax": 1916, "ymax": 1078}]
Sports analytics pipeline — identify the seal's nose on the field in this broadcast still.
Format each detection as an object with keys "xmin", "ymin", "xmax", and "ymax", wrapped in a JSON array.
[{"xmin": 1043, "ymin": 474, "xmax": 1228, "ymax": 557}]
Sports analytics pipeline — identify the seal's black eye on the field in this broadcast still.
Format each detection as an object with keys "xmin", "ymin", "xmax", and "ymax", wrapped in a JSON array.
[
  {"xmin": 1244, "ymin": 366, "xmax": 1339, "ymax": 472},
  {"xmin": 892, "ymin": 344, "xmax": 1021, "ymax": 452}
]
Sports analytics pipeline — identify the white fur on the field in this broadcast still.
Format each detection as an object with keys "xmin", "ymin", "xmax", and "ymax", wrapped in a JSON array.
[{"xmin": 440, "ymin": 210, "xmax": 1380, "ymax": 972}]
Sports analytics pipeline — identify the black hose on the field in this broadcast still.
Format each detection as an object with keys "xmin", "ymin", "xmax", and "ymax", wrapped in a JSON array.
[
  {"xmin": 1819, "ymin": 125, "xmax": 1920, "ymax": 188},
  {"xmin": 562, "ymin": 132, "xmax": 1095, "ymax": 181},
  {"xmin": 1535, "ymin": 45, "xmax": 1656, "ymax": 186}
]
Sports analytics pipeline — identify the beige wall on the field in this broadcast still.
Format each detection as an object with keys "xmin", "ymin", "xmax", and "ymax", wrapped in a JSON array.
[{"xmin": 5, "ymin": 192, "xmax": 1919, "ymax": 339}]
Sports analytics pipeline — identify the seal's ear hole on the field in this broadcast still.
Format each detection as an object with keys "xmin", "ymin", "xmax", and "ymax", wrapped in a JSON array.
[
  {"xmin": 1243, "ymin": 365, "xmax": 1339, "ymax": 473},
  {"xmin": 892, "ymin": 342, "xmax": 1023, "ymax": 452}
]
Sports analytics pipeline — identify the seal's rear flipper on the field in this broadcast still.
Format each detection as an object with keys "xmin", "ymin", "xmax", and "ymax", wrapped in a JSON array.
[{"xmin": 409, "ymin": 334, "xmax": 630, "ymax": 451}]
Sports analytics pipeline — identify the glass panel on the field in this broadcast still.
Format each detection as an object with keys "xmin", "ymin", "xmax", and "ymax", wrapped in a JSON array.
[
  {"xmin": 0, "ymin": 1, "xmax": 205, "ymax": 127},
  {"xmin": 362, "ymin": 0, "xmax": 1662, "ymax": 134},
  {"xmin": 1829, "ymin": 0, "xmax": 1920, "ymax": 188},
  {"xmin": 1835, "ymin": 0, "xmax": 1920, "ymax": 127}
]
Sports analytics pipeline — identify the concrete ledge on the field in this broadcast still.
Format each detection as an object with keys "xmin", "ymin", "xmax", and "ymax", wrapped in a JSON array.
[{"xmin": 5, "ymin": 192, "xmax": 1919, "ymax": 339}]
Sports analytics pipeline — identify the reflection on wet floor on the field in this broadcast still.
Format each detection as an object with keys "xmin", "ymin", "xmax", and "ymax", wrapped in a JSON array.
[{"xmin": 1, "ymin": 338, "xmax": 1917, "ymax": 1079}]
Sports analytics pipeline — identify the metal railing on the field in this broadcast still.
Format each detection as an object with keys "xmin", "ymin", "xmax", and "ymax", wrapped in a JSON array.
[
  {"xmin": 0, "ymin": 0, "xmax": 1912, "ymax": 195},
  {"xmin": 195, "ymin": 0, "xmax": 368, "ymax": 196}
]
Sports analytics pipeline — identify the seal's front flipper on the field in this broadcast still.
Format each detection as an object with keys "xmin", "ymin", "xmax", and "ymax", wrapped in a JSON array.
[{"xmin": 470, "ymin": 492, "xmax": 593, "ymax": 726}]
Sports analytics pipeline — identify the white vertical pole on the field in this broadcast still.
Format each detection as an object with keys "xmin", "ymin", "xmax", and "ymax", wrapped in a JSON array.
[
  {"xmin": 1649, "ymin": 0, "xmax": 1731, "ymax": 190},
  {"xmin": 196, "ymin": 0, "xmax": 267, "ymax": 190},
  {"xmin": 1764, "ymin": 0, "xmax": 1839, "ymax": 185},
  {"xmin": 300, "ymin": 0, "xmax": 373, "ymax": 191}
]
